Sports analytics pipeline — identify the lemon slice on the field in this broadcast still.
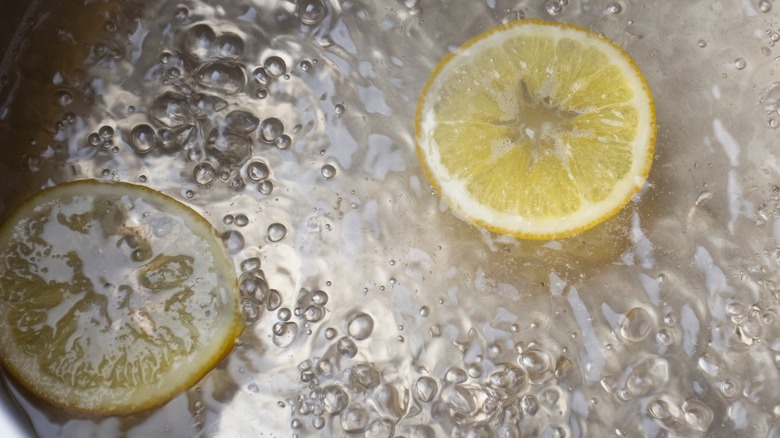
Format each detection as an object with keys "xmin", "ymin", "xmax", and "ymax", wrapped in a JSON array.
[
  {"xmin": 416, "ymin": 19, "xmax": 656, "ymax": 239},
  {"xmin": 0, "ymin": 180, "xmax": 243, "ymax": 415}
]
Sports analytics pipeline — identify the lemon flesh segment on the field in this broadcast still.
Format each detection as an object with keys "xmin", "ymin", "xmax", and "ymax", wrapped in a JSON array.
[
  {"xmin": 416, "ymin": 19, "xmax": 656, "ymax": 239},
  {"xmin": 0, "ymin": 180, "xmax": 243, "ymax": 415}
]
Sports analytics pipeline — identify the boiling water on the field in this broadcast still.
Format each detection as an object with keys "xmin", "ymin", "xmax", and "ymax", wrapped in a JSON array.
[{"xmin": 1, "ymin": 0, "xmax": 779, "ymax": 436}]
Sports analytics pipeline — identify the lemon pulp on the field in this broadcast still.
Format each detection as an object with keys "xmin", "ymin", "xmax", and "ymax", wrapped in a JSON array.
[
  {"xmin": 0, "ymin": 180, "xmax": 243, "ymax": 415},
  {"xmin": 416, "ymin": 19, "xmax": 656, "ymax": 239}
]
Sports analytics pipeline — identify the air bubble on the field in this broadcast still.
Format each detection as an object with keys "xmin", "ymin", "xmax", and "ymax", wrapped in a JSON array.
[
  {"xmin": 264, "ymin": 56, "xmax": 287, "ymax": 77},
  {"xmin": 151, "ymin": 91, "xmax": 191, "ymax": 127},
  {"xmin": 221, "ymin": 230, "xmax": 245, "ymax": 254},
  {"xmin": 324, "ymin": 327, "xmax": 337, "ymax": 339},
  {"xmin": 224, "ymin": 110, "xmax": 259, "ymax": 134},
  {"xmin": 606, "ymin": 2, "xmax": 622, "ymax": 14},
  {"xmin": 193, "ymin": 162, "xmax": 216, "ymax": 186},
  {"xmin": 297, "ymin": 0, "xmax": 327, "ymax": 26},
  {"xmin": 223, "ymin": 214, "xmax": 235, "ymax": 225},
  {"xmin": 268, "ymin": 223, "xmax": 287, "ymax": 242},
  {"xmin": 321, "ymin": 164, "xmax": 337, "ymax": 179},
  {"xmin": 272, "ymin": 322, "xmax": 298, "ymax": 348},
  {"xmin": 276, "ymin": 134, "xmax": 292, "ymax": 149},
  {"xmin": 260, "ymin": 117, "xmax": 284, "ymax": 143},
  {"xmin": 682, "ymin": 399, "xmax": 714, "ymax": 432},
  {"xmin": 299, "ymin": 60, "xmax": 312, "ymax": 72},
  {"xmin": 347, "ymin": 312, "xmax": 374, "ymax": 340},
  {"xmin": 267, "ymin": 290, "xmax": 282, "ymax": 311},
  {"xmin": 247, "ymin": 161, "xmax": 270, "ymax": 181},
  {"xmin": 445, "ymin": 367, "xmax": 467, "ymax": 385},
  {"xmin": 545, "ymin": 0, "xmax": 563, "ymax": 15},
  {"xmin": 759, "ymin": 0, "xmax": 772, "ymax": 13},
  {"xmin": 337, "ymin": 336, "xmax": 358, "ymax": 357},
  {"xmin": 88, "ymin": 133, "xmax": 102, "ymax": 146},
  {"xmin": 618, "ymin": 307, "xmax": 654, "ymax": 342},
  {"xmin": 130, "ymin": 124, "xmax": 157, "ymax": 154},
  {"xmin": 734, "ymin": 58, "xmax": 747, "ymax": 70},
  {"xmin": 312, "ymin": 290, "xmax": 329, "ymax": 306},
  {"xmin": 258, "ymin": 180, "xmax": 274, "ymax": 195},
  {"xmin": 216, "ymin": 33, "xmax": 245, "ymax": 59},
  {"xmin": 185, "ymin": 24, "xmax": 216, "ymax": 59},
  {"xmin": 235, "ymin": 214, "xmax": 249, "ymax": 227},
  {"xmin": 698, "ymin": 40, "xmax": 707, "ymax": 48},
  {"xmin": 518, "ymin": 349, "xmax": 553, "ymax": 383},
  {"xmin": 194, "ymin": 61, "xmax": 245, "ymax": 95},
  {"xmin": 278, "ymin": 308, "xmax": 291, "ymax": 321},
  {"xmin": 304, "ymin": 306, "xmax": 324, "ymax": 322},
  {"xmin": 419, "ymin": 306, "xmax": 430, "ymax": 317},
  {"xmin": 414, "ymin": 376, "xmax": 438, "ymax": 402}
]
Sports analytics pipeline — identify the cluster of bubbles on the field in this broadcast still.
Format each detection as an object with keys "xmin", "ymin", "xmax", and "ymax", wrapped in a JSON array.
[{"xmin": 277, "ymin": 311, "xmax": 592, "ymax": 436}]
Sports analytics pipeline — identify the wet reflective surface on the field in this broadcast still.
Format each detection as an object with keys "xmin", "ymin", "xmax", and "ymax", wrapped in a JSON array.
[{"xmin": 1, "ymin": 0, "xmax": 780, "ymax": 436}]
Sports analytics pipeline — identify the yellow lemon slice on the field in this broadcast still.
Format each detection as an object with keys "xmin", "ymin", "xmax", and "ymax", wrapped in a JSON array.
[
  {"xmin": 416, "ymin": 19, "xmax": 656, "ymax": 239},
  {"xmin": 0, "ymin": 180, "xmax": 243, "ymax": 415}
]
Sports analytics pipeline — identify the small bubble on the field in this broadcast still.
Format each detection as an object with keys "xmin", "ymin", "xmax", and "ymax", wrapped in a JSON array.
[
  {"xmin": 268, "ymin": 223, "xmax": 287, "ymax": 242},
  {"xmin": 759, "ymin": 0, "xmax": 772, "ymax": 13},
  {"xmin": 255, "ymin": 88, "xmax": 268, "ymax": 99},
  {"xmin": 185, "ymin": 190, "xmax": 195, "ymax": 198},
  {"xmin": 321, "ymin": 164, "xmax": 337, "ymax": 179},
  {"xmin": 312, "ymin": 290, "xmax": 329, "ymax": 306},
  {"xmin": 267, "ymin": 289, "xmax": 282, "ymax": 311},
  {"xmin": 606, "ymin": 2, "xmax": 622, "ymax": 14},
  {"xmin": 325, "ymin": 327, "xmax": 337, "ymax": 339},
  {"xmin": 520, "ymin": 395, "xmax": 540, "ymax": 416},
  {"xmin": 334, "ymin": 103, "xmax": 345, "ymax": 116},
  {"xmin": 88, "ymin": 133, "xmax": 102, "ymax": 146},
  {"xmin": 682, "ymin": 399, "xmax": 714, "ymax": 432},
  {"xmin": 185, "ymin": 24, "xmax": 216, "ymax": 60},
  {"xmin": 54, "ymin": 90, "xmax": 73, "ymax": 107},
  {"xmin": 299, "ymin": 60, "xmax": 312, "ymax": 72},
  {"xmin": 735, "ymin": 58, "xmax": 747, "ymax": 70},
  {"xmin": 247, "ymin": 161, "xmax": 270, "ymax": 181},
  {"xmin": 235, "ymin": 214, "xmax": 249, "ymax": 227},
  {"xmin": 545, "ymin": 0, "xmax": 563, "ymax": 15},
  {"xmin": 347, "ymin": 312, "xmax": 374, "ymax": 340},
  {"xmin": 217, "ymin": 33, "xmax": 245, "ymax": 59},
  {"xmin": 414, "ymin": 376, "xmax": 438, "ymax": 402},
  {"xmin": 337, "ymin": 336, "xmax": 358, "ymax": 358},
  {"xmin": 193, "ymin": 162, "xmax": 216, "ymax": 186},
  {"xmin": 258, "ymin": 180, "xmax": 274, "ymax": 195},
  {"xmin": 304, "ymin": 306, "xmax": 324, "ymax": 322},
  {"xmin": 770, "ymin": 118, "xmax": 780, "ymax": 129},
  {"xmin": 272, "ymin": 322, "xmax": 298, "ymax": 348},
  {"xmin": 130, "ymin": 124, "xmax": 157, "ymax": 154},
  {"xmin": 194, "ymin": 60, "xmax": 245, "ymax": 95},
  {"xmin": 618, "ymin": 307, "xmax": 654, "ymax": 342},
  {"xmin": 312, "ymin": 416, "xmax": 325, "ymax": 430},
  {"xmin": 444, "ymin": 367, "xmax": 467, "ymax": 385},
  {"xmin": 264, "ymin": 56, "xmax": 287, "ymax": 77},
  {"xmin": 276, "ymin": 134, "xmax": 292, "ymax": 149},
  {"xmin": 278, "ymin": 308, "xmax": 292, "ymax": 321},
  {"xmin": 240, "ymin": 257, "xmax": 261, "ymax": 272},
  {"xmin": 260, "ymin": 117, "xmax": 285, "ymax": 143},
  {"xmin": 223, "ymin": 214, "xmax": 235, "ymax": 225},
  {"xmin": 419, "ymin": 306, "xmax": 430, "ymax": 317},
  {"xmin": 222, "ymin": 230, "xmax": 245, "ymax": 254},
  {"xmin": 175, "ymin": 6, "xmax": 189, "ymax": 20},
  {"xmin": 698, "ymin": 40, "xmax": 707, "ymax": 48},
  {"xmin": 297, "ymin": 0, "xmax": 327, "ymax": 26}
]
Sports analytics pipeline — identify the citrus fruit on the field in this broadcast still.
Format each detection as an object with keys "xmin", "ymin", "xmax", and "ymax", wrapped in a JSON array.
[
  {"xmin": 0, "ymin": 180, "xmax": 243, "ymax": 415},
  {"xmin": 415, "ymin": 19, "xmax": 656, "ymax": 240}
]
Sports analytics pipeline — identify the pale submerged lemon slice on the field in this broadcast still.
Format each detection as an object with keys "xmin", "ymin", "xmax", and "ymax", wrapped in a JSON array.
[
  {"xmin": 0, "ymin": 180, "xmax": 243, "ymax": 415},
  {"xmin": 416, "ymin": 19, "xmax": 656, "ymax": 240}
]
